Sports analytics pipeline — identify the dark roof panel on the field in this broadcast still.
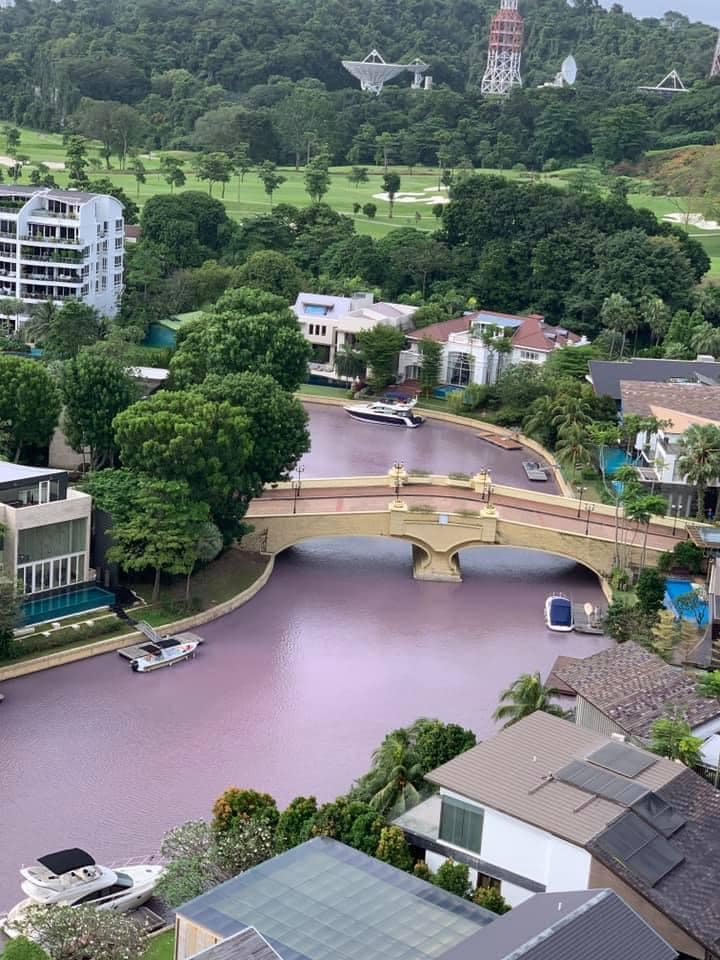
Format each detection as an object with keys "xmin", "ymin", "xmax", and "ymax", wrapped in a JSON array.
[
  {"xmin": 587, "ymin": 741, "xmax": 657, "ymax": 778},
  {"xmin": 589, "ymin": 358, "xmax": 720, "ymax": 401},
  {"xmin": 190, "ymin": 928, "xmax": 281, "ymax": 960},
  {"xmin": 631, "ymin": 792, "xmax": 686, "ymax": 838},
  {"xmin": 555, "ymin": 760, "xmax": 649, "ymax": 806},
  {"xmin": 593, "ymin": 812, "xmax": 683, "ymax": 887}
]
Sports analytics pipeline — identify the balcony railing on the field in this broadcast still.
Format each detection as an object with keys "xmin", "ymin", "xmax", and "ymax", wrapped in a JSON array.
[
  {"xmin": 0, "ymin": 230, "xmax": 17, "ymax": 239},
  {"xmin": 20, "ymin": 248, "xmax": 86, "ymax": 264},
  {"xmin": 20, "ymin": 234, "xmax": 82, "ymax": 247},
  {"xmin": 30, "ymin": 208, "xmax": 79, "ymax": 220}
]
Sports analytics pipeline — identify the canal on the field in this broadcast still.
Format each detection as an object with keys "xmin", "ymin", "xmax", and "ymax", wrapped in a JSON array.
[{"xmin": 0, "ymin": 403, "xmax": 609, "ymax": 908}]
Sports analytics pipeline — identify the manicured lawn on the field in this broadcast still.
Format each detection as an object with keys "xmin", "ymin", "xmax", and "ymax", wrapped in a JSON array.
[
  {"xmin": 298, "ymin": 383, "xmax": 349, "ymax": 398},
  {"xmin": 141, "ymin": 929, "xmax": 174, "ymax": 960}
]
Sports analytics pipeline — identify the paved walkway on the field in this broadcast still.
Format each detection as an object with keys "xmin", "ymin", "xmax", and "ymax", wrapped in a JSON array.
[{"xmin": 249, "ymin": 484, "xmax": 686, "ymax": 552}]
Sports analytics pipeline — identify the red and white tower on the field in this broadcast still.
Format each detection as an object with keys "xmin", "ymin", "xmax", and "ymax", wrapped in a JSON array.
[
  {"xmin": 481, "ymin": 0, "xmax": 524, "ymax": 96},
  {"xmin": 711, "ymin": 32, "xmax": 720, "ymax": 79}
]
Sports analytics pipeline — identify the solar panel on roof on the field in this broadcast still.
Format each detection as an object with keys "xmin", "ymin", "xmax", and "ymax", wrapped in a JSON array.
[
  {"xmin": 631, "ymin": 792, "xmax": 686, "ymax": 837},
  {"xmin": 554, "ymin": 760, "xmax": 649, "ymax": 806},
  {"xmin": 587, "ymin": 741, "xmax": 657, "ymax": 778},
  {"xmin": 594, "ymin": 812, "xmax": 684, "ymax": 887}
]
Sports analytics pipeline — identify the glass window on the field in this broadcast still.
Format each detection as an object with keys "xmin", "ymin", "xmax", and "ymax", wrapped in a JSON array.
[
  {"xmin": 447, "ymin": 352, "xmax": 472, "ymax": 387},
  {"xmin": 17, "ymin": 518, "xmax": 87, "ymax": 563},
  {"xmin": 439, "ymin": 796, "xmax": 484, "ymax": 854}
]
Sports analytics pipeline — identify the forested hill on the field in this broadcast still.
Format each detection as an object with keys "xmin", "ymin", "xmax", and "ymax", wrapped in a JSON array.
[
  {"xmin": 0, "ymin": 0, "xmax": 718, "ymax": 167},
  {"xmin": 0, "ymin": 0, "xmax": 715, "ymax": 102}
]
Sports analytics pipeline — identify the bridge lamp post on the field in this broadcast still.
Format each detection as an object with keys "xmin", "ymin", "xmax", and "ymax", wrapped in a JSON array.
[
  {"xmin": 292, "ymin": 464, "xmax": 305, "ymax": 515},
  {"xmin": 671, "ymin": 501, "xmax": 681, "ymax": 535},
  {"xmin": 392, "ymin": 459, "xmax": 405, "ymax": 503},
  {"xmin": 584, "ymin": 504, "xmax": 594, "ymax": 536},
  {"xmin": 576, "ymin": 485, "xmax": 586, "ymax": 519}
]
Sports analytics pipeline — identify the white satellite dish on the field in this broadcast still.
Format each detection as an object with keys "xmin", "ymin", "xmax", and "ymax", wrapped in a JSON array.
[{"xmin": 561, "ymin": 55, "xmax": 577, "ymax": 85}]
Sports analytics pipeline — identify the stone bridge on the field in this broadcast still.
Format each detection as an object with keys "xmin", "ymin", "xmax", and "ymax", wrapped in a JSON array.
[{"xmin": 242, "ymin": 472, "xmax": 690, "ymax": 584}]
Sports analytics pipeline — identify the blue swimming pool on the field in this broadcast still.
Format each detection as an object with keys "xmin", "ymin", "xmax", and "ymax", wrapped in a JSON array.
[
  {"xmin": 664, "ymin": 578, "xmax": 709, "ymax": 626},
  {"xmin": 20, "ymin": 587, "xmax": 115, "ymax": 626},
  {"xmin": 601, "ymin": 446, "xmax": 633, "ymax": 475},
  {"xmin": 144, "ymin": 323, "xmax": 177, "ymax": 348}
]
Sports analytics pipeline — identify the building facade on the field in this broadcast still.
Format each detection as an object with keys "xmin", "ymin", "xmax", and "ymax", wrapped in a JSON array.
[
  {"xmin": 0, "ymin": 186, "xmax": 124, "ymax": 330},
  {"xmin": 0, "ymin": 463, "xmax": 92, "ymax": 595},
  {"xmin": 398, "ymin": 311, "xmax": 585, "ymax": 388}
]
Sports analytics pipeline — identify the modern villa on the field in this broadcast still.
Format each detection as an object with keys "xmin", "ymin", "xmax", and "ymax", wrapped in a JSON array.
[
  {"xmin": 394, "ymin": 711, "xmax": 720, "ymax": 959},
  {"xmin": 398, "ymin": 311, "xmax": 585, "ymax": 388},
  {"xmin": 0, "ymin": 185, "xmax": 124, "ymax": 330},
  {"xmin": 0, "ymin": 462, "xmax": 92, "ymax": 596}
]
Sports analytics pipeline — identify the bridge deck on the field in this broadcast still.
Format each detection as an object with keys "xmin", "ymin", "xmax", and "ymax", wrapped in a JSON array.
[{"xmin": 248, "ymin": 483, "xmax": 686, "ymax": 552}]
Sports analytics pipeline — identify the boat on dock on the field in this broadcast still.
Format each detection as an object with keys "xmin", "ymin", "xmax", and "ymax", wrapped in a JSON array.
[
  {"xmin": 344, "ymin": 397, "xmax": 424, "ymax": 428},
  {"xmin": 544, "ymin": 594, "xmax": 573, "ymax": 632},
  {"xmin": 0, "ymin": 848, "xmax": 163, "ymax": 936},
  {"xmin": 522, "ymin": 460, "xmax": 548, "ymax": 481},
  {"xmin": 118, "ymin": 621, "xmax": 203, "ymax": 672}
]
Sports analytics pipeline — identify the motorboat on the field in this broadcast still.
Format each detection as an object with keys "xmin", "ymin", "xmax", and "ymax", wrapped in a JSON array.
[
  {"xmin": 522, "ymin": 461, "xmax": 548, "ymax": 481},
  {"xmin": 344, "ymin": 397, "xmax": 424, "ymax": 428},
  {"xmin": 544, "ymin": 594, "xmax": 573, "ymax": 632},
  {"xmin": 130, "ymin": 636, "xmax": 199, "ymax": 672},
  {"xmin": 0, "ymin": 848, "xmax": 163, "ymax": 936}
]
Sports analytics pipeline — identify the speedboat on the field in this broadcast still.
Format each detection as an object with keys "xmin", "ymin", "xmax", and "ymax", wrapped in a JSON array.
[
  {"xmin": 130, "ymin": 636, "xmax": 199, "ymax": 672},
  {"xmin": 344, "ymin": 397, "xmax": 424, "ymax": 428},
  {"xmin": 0, "ymin": 848, "xmax": 163, "ymax": 936},
  {"xmin": 544, "ymin": 594, "xmax": 573, "ymax": 632}
]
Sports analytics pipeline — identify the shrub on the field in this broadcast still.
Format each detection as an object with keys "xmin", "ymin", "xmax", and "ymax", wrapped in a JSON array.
[
  {"xmin": 2, "ymin": 937, "xmax": 50, "ymax": 960},
  {"xmin": 432, "ymin": 860, "xmax": 471, "ymax": 898},
  {"xmin": 447, "ymin": 392, "xmax": 466, "ymax": 415},
  {"xmin": 671, "ymin": 541, "xmax": 704, "ymax": 574},
  {"xmin": 448, "ymin": 471, "xmax": 470, "ymax": 481},
  {"xmin": 697, "ymin": 670, "xmax": 720, "ymax": 699},
  {"xmin": 275, "ymin": 796, "xmax": 318, "ymax": 852},
  {"xmin": 212, "ymin": 788, "xmax": 279, "ymax": 834},
  {"xmin": 408, "ymin": 468, "xmax": 431, "ymax": 477},
  {"xmin": 375, "ymin": 826, "xmax": 413, "ymax": 872},
  {"xmin": 413, "ymin": 860, "xmax": 433, "ymax": 882},
  {"xmin": 636, "ymin": 568, "xmax": 666, "ymax": 616},
  {"xmin": 408, "ymin": 503, "xmax": 436, "ymax": 513},
  {"xmin": 473, "ymin": 886, "xmax": 511, "ymax": 914},
  {"xmin": 462, "ymin": 383, "xmax": 488, "ymax": 411}
]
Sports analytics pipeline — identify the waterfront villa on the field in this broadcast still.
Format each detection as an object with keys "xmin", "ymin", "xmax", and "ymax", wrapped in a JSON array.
[
  {"xmin": 588, "ymin": 357, "xmax": 720, "ymax": 406},
  {"xmin": 620, "ymin": 379, "xmax": 720, "ymax": 516},
  {"xmin": 394, "ymin": 711, "xmax": 720, "ymax": 959},
  {"xmin": 0, "ymin": 461, "xmax": 92, "ymax": 595},
  {"xmin": 292, "ymin": 291, "xmax": 416, "ymax": 375},
  {"xmin": 174, "ymin": 836, "xmax": 675, "ymax": 960},
  {"xmin": 0, "ymin": 185, "xmax": 124, "ymax": 330},
  {"xmin": 555, "ymin": 642, "xmax": 720, "ymax": 765},
  {"xmin": 398, "ymin": 311, "xmax": 585, "ymax": 388}
]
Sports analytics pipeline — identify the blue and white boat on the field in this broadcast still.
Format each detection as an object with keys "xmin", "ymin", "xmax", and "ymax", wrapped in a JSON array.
[{"xmin": 544, "ymin": 594, "xmax": 573, "ymax": 632}]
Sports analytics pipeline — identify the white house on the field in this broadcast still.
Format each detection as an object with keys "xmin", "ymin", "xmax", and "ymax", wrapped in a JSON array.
[
  {"xmin": 621, "ymin": 380, "xmax": 720, "ymax": 515},
  {"xmin": 0, "ymin": 185, "xmax": 124, "ymax": 330},
  {"xmin": 0, "ymin": 462, "xmax": 92, "ymax": 595},
  {"xmin": 394, "ymin": 711, "xmax": 720, "ymax": 960},
  {"xmin": 398, "ymin": 311, "xmax": 585, "ymax": 388},
  {"xmin": 292, "ymin": 291, "xmax": 416, "ymax": 375}
]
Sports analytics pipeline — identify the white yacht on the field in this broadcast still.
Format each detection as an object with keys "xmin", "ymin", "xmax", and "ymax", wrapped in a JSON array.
[
  {"xmin": 344, "ymin": 397, "xmax": 424, "ymax": 428},
  {"xmin": 1, "ymin": 848, "xmax": 163, "ymax": 936},
  {"xmin": 544, "ymin": 594, "xmax": 574, "ymax": 632},
  {"xmin": 130, "ymin": 636, "xmax": 200, "ymax": 672}
]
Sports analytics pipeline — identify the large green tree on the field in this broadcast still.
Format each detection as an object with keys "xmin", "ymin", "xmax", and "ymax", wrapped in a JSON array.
[
  {"xmin": 113, "ymin": 391, "xmax": 252, "ymax": 536},
  {"xmin": 356, "ymin": 324, "xmax": 406, "ymax": 393},
  {"xmin": 677, "ymin": 424, "xmax": 720, "ymax": 521},
  {"xmin": 42, "ymin": 301, "xmax": 104, "ymax": 360},
  {"xmin": 0, "ymin": 357, "xmax": 60, "ymax": 460},
  {"xmin": 62, "ymin": 353, "xmax": 137, "ymax": 469},
  {"xmin": 233, "ymin": 251, "xmax": 307, "ymax": 302},
  {"xmin": 170, "ymin": 288, "xmax": 311, "ymax": 391}
]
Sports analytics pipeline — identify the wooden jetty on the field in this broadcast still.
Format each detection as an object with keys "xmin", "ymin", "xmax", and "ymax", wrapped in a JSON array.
[
  {"xmin": 475, "ymin": 431, "xmax": 522, "ymax": 450},
  {"xmin": 573, "ymin": 601, "xmax": 605, "ymax": 634}
]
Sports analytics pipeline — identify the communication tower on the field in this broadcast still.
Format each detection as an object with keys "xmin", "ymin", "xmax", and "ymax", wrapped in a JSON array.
[
  {"xmin": 712, "ymin": 32, "xmax": 720, "ymax": 78},
  {"xmin": 481, "ymin": 0, "xmax": 524, "ymax": 96}
]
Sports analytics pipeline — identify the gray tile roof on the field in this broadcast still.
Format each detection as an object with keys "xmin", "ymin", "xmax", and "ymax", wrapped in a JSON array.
[
  {"xmin": 620, "ymin": 380, "xmax": 720, "ymax": 421},
  {"xmin": 440, "ymin": 889, "xmax": 676, "ymax": 960},
  {"xmin": 176, "ymin": 837, "xmax": 494, "ymax": 960},
  {"xmin": 589, "ymin": 359, "xmax": 720, "ymax": 401},
  {"xmin": 425, "ymin": 712, "xmax": 681, "ymax": 846},
  {"xmin": 588, "ymin": 768, "xmax": 720, "ymax": 959},
  {"xmin": 189, "ymin": 928, "xmax": 281, "ymax": 960},
  {"xmin": 555, "ymin": 641, "xmax": 720, "ymax": 737},
  {"xmin": 0, "ymin": 461, "xmax": 66, "ymax": 484}
]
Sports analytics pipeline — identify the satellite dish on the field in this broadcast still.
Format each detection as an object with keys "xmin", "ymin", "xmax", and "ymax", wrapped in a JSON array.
[{"xmin": 561, "ymin": 55, "xmax": 577, "ymax": 85}]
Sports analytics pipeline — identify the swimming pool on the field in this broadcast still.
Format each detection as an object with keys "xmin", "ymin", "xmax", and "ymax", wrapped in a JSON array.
[
  {"xmin": 664, "ymin": 578, "xmax": 709, "ymax": 627},
  {"xmin": 20, "ymin": 586, "xmax": 115, "ymax": 626},
  {"xmin": 601, "ymin": 446, "xmax": 633, "ymax": 475}
]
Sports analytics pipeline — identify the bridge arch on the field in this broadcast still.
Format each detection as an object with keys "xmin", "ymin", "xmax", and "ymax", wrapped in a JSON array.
[{"xmin": 448, "ymin": 540, "xmax": 608, "ymax": 586}]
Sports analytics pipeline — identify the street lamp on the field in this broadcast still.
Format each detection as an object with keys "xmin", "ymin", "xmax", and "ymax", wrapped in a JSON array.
[
  {"xmin": 576, "ymin": 485, "xmax": 586, "ymax": 519},
  {"xmin": 292, "ymin": 464, "xmax": 305, "ymax": 515},
  {"xmin": 392, "ymin": 459, "xmax": 405, "ymax": 503},
  {"xmin": 584, "ymin": 504, "xmax": 594, "ymax": 536},
  {"xmin": 672, "ymin": 501, "xmax": 681, "ymax": 536}
]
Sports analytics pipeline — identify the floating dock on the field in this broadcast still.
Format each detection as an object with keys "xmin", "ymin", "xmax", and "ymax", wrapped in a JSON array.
[
  {"xmin": 573, "ymin": 602, "xmax": 605, "ymax": 634},
  {"xmin": 475, "ymin": 431, "xmax": 522, "ymax": 450}
]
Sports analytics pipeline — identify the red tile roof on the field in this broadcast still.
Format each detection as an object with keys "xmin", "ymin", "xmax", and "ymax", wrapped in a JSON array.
[
  {"xmin": 511, "ymin": 315, "xmax": 582, "ymax": 352},
  {"xmin": 407, "ymin": 315, "xmax": 471, "ymax": 343}
]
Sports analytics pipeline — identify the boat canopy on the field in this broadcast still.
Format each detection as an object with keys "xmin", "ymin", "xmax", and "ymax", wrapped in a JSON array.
[
  {"xmin": 37, "ymin": 848, "xmax": 95, "ymax": 875},
  {"xmin": 549, "ymin": 598, "xmax": 572, "ymax": 627}
]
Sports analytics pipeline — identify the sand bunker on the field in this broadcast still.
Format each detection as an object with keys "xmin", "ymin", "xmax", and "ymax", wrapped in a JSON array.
[
  {"xmin": 373, "ymin": 190, "xmax": 449, "ymax": 205},
  {"xmin": 663, "ymin": 212, "xmax": 720, "ymax": 231}
]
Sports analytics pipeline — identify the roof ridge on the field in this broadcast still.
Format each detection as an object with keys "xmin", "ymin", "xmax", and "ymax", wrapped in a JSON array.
[{"xmin": 504, "ymin": 890, "xmax": 610, "ymax": 959}]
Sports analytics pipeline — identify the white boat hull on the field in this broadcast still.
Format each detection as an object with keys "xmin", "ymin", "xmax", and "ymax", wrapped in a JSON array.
[
  {"xmin": 2, "ymin": 864, "xmax": 163, "ymax": 937},
  {"xmin": 544, "ymin": 597, "xmax": 573, "ymax": 632},
  {"xmin": 132, "ymin": 641, "xmax": 199, "ymax": 672},
  {"xmin": 344, "ymin": 405, "xmax": 424, "ymax": 428}
]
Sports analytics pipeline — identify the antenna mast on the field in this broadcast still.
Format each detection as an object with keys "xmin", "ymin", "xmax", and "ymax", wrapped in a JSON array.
[
  {"xmin": 712, "ymin": 32, "xmax": 720, "ymax": 78},
  {"xmin": 481, "ymin": 0, "xmax": 524, "ymax": 96}
]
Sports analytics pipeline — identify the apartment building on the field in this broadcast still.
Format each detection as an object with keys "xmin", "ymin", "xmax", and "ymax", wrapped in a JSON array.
[
  {"xmin": 0, "ymin": 186, "xmax": 124, "ymax": 330},
  {"xmin": 0, "ymin": 462, "xmax": 92, "ymax": 595}
]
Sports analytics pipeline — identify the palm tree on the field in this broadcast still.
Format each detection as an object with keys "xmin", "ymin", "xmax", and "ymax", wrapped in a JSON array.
[
  {"xmin": 690, "ymin": 321, "xmax": 720, "ymax": 358},
  {"xmin": 624, "ymin": 493, "xmax": 668, "ymax": 567},
  {"xmin": 551, "ymin": 394, "xmax": 591, "ymax": 435},
  {"xmin": 492, "ymin": 672, "xmax": 564, "ymax": 729},
  {"xmin": 600, "ymin": 293, "xmax": 637, "ymax": 358},
  {"xmin": 555, "ymin": 422, "xmax": 592, "ymax": 480},
  {"xmin": 677, "ymin": 424, "xmax": 720, "ymax": 521},
  {"xmin": 365, "ymin": 730, "xmax": 424, "ymax": 816},
  {"xmin": 22, "ymin": 299, "xmax": 58, "ymax": 344},
  {"xmin": 641, "ymin": 296, "xmax": 670, "ymax": 346},
  {"xmin": 523, "ymin": 396, "xmax": 555, "ymax": 446}
]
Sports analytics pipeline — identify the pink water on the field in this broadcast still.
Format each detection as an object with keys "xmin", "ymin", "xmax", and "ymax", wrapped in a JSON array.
[{"xmin": 0, "ymin": 405, "xmax": 608, "ymax": 908}]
